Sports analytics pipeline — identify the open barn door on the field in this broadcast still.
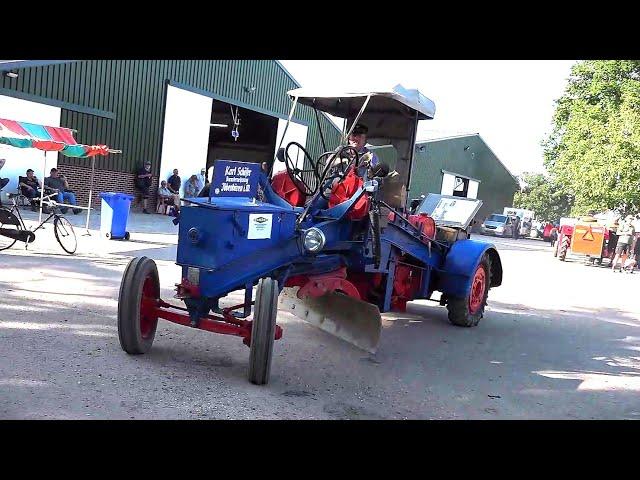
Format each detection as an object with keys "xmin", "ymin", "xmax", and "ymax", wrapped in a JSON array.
[
  {"xmin": 159, "ymin": 85, "xmax": 213, "ymax": 196},
  {"xmin": 272, "ymin": 119, "xmax": 308, "ymax": 175}
]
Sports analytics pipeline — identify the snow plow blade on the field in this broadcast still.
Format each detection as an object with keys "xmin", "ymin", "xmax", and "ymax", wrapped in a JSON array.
[{"xmin": 280, "ymin": 287, "xmax": 382, "ymax": 353}]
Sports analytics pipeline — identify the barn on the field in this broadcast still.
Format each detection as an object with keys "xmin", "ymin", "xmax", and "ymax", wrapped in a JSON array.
[{"xmin": 0, "ymin": 60, "xmax": 340, "ymax": 208}]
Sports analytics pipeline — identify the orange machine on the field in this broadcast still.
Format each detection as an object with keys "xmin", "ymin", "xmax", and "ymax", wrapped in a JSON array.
[{"xmin": 570, "ymin": 223, "xmax": 606, "ymax": 256}]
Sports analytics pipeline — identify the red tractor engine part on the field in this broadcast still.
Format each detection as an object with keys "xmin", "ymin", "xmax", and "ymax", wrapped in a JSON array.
[
  {"xmin": 345, "ymin": 271, "xmax": 384, "ymax": 304},
  {"xmin": 408, "ymin": 213, "xmax": 436, "ymax": 240},
  {"xmin": 328, "ymin": 169, "xmax": 370, "ymax": 220},
  {"xmin": 271, "ymin": 170, "xmax": 306, "ymax": 207},
  {"xmin": 391, "ymin": 260, "xmax": 423, "ymax": 311},
  {"xmin": 388, "ymin": 211, "xmax": 435, "ymax": 244},
  {"xmin": 286, "ymin": 267, "xmax": 361, "ymax": 300}
]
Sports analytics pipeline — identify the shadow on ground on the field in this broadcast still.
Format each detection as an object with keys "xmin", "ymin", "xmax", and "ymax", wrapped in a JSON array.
[{"xmin": 2, "ymin": 249, "xmax": 640, "ymax": 419}]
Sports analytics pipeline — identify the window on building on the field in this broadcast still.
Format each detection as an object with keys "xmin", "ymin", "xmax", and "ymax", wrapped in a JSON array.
[{"xmin": 452, "ymin": 176, "xmax": 469, "ymax": 197}]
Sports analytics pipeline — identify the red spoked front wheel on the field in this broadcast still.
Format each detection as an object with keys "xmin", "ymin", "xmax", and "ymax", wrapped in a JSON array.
[{"xmin": 118, "ymin": 256, "xmax": 160, "ymax": 354}]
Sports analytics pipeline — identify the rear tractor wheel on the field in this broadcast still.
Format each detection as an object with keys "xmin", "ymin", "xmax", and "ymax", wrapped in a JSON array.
[
  {"xmin": 558, "ymin": 236, "xmax": 570, "ymax": 261},
  {"xmin": 447, "ymin": 254, "xmax": 492, "ymax": 327}
]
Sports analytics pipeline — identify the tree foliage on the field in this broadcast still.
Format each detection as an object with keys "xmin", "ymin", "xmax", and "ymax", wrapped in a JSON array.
[
  {"xmin": 514, "ymin": 172, "xmax": 573, "ymax": 222},
  {"xmin": 543, "ymin": 60, "xmax": 640, "ymax": 216}
]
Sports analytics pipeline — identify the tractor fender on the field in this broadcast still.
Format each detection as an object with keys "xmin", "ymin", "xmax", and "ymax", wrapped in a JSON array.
[{"xmin": 437, "ymin": 239, "xmax": 502, "ymax": 299}]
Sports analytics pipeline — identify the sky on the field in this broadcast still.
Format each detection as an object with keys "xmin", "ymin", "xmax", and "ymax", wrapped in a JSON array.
[{"xmin": 279, "ymin": 60, "xmax": 576, "ymax": 176}]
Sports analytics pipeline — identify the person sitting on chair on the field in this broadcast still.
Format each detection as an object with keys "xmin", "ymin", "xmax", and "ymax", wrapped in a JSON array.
[
  {"xmin": 157, "ymin": 180, "xmax": 179, "ymax": 214},
  {"xmin": 45, "ymin": 168, "xmax": 81, "ymax": 215},
  {"xmin": 19, "ymin": 168, "xmax": 43, "ymax": 211}
]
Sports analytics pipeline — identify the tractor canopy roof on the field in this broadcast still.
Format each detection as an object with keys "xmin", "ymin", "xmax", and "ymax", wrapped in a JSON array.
[
  {"xmin": 287, "ymin": 84, "xmax": 436, "ymax": 120},
  {"xmin": 285, "ymin": 84, "xmax": 436, "ymax": 208}
]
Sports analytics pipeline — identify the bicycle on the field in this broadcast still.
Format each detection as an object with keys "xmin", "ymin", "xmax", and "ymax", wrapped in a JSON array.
[{"xmin": 0, "ymin": 192, "xmax": 77, "ymax": 254}]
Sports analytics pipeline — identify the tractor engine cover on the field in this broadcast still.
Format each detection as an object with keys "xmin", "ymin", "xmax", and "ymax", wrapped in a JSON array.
[
  {"xmin": 328, "ymin": 169, "xmax": 370, "ymax": 220},
  {"xmin": 408, "ymin": 213, "xmax": 436, "ymax": 240},
  {"xmin": 271, "ymin": 170, "xmax": 306, "ymax": 207},
  {"xmin": 392, "ymin": 261, "xmax": 423, "ymax": 311}
]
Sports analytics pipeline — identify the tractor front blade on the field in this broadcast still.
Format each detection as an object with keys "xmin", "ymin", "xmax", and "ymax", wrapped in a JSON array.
[{"xmin": 280, "ymin": 287, "xmax": 382, "ymax": 353}]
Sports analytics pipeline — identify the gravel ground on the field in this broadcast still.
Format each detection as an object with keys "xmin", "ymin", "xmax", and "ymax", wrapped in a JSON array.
[{"xmin": 1, "ymin": 225, "xmax": 639, "ymax": 419}]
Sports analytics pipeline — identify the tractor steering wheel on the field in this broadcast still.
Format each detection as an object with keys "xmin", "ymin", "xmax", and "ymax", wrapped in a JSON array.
[
  {"xmin": 317, "ymin": 146, "xmax": 361, "ymax": 200},
  {"xmin": 284, "ymin": 142, "xmax": 319, "ymax": 197}
]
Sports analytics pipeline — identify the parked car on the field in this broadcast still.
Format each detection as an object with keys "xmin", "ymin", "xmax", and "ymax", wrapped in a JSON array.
[{"xmin": 481, "ymin": 214, "xmax": 514, "ymax": 237}]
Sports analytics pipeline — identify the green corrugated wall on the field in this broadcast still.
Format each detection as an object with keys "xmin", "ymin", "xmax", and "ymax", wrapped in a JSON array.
[{"xmin": 0, "ymin": 60, "xmax": 340, "ymax": 174}]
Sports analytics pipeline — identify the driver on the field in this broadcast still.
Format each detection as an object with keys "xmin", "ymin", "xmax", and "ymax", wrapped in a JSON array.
[
  {"xmin": 323, "ymin": 123, "xmax": 380, "ymax": 190},
  {"xmin": 347, "ymin": 124, "xmax": 379, "ymax": 178}
]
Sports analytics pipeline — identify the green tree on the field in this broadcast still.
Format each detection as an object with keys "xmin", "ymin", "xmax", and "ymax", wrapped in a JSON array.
[
  {"xmin": 544, "ymin": 60, "xmax": 640, "ymax": 216},
  {"xmin": 513, "ymin": 172, "xmax": 573, "ymax": 221}
]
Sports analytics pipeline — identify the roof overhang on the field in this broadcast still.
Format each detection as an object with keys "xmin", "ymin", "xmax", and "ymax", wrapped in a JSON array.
[
  {"xmin": 287, "ymin": 84, "xmax": 436, "ymax": 120},
  {"xmin": 0, "ymin": 60, "xmax": 74, "ymax": 72}
]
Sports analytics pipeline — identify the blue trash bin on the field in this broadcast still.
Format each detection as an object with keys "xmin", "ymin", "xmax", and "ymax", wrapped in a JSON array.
[{"xmin": 100, "ymin": 192, "xmax": 133, "ymax": 240}]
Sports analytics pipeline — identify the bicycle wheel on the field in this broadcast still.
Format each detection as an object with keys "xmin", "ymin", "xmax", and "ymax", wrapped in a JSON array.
[
  {"xmin": 0, "ymin": 208, "xmax": 20, "ymax": 251},
  {"xmin": 54, "ymin": 216, "xmax": 77, "ymax": 254}
]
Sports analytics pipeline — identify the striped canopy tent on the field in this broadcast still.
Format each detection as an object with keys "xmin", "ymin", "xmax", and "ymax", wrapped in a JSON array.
[
  {"xmin": 0, "ymin": 117, "xmax": 118, "ymax": 157},
  {"xmin": 0, "ymin": 116, "xmax": 121, "ymax": 229}
]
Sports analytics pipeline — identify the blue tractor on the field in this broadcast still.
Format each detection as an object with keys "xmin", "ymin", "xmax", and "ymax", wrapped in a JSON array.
[{"xmin": 117, "ymin": 85, "xmax": 503, "ymax": 384}]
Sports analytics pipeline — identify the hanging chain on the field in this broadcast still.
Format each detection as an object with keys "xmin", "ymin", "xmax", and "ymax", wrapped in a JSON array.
[{"xmin": 230, "ymin": 105, "xmax": 240, "ymax": 141}]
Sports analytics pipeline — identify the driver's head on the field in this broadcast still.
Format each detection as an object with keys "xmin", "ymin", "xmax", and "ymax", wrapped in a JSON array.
[{"xmin": 348, "ymin": 123, "xmax": 368, "ymax": 151}]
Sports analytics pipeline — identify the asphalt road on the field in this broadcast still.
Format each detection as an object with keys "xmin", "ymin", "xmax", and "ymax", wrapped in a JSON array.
[{"xmin": 1, "ymin": 230, "xmax": 638, "ymax": 419}]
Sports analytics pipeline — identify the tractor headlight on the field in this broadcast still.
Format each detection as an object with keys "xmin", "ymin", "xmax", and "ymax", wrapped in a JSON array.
[{"xmin": 303, "ymin": 228, "xmax": 326, "ymax": 253}]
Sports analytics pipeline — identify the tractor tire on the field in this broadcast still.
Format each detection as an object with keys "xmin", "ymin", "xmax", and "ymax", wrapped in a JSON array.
[
  {"xmin": 558, "ymin": 236, "xmax": 570, "ymax": 261},
  {"xmin": 118, "ymin": 256, "xmax": 160, "ymax": 354},
  {"xmin": 447, "ymin": 254, "xmax": 491, "ymax": 327},
  {"xmin": 248, "ymin": 277, "xmax": 279, "ymax": 385}
]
